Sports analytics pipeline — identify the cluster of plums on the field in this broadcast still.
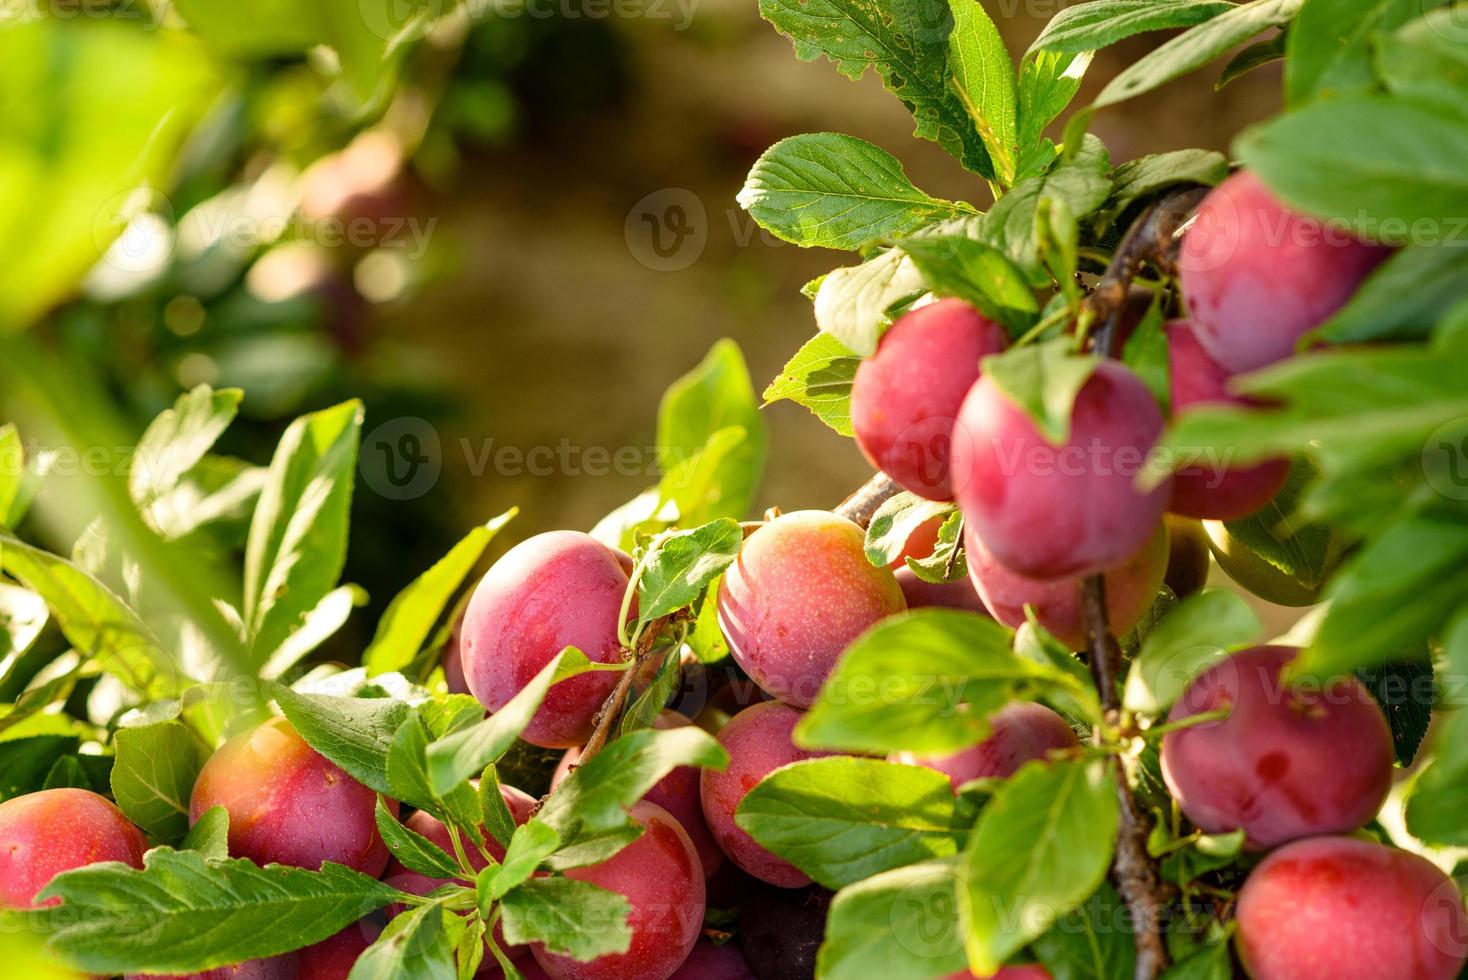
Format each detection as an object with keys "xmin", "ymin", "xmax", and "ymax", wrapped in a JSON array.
[{"xmin": 0, "ymin": 172, "xmax": 1454, "ymax": 980}]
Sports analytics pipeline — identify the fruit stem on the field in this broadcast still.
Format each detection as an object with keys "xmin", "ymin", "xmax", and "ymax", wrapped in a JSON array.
[{"xmin": 578, "ymin": 616, "xmax": 670, "ymax": 764}]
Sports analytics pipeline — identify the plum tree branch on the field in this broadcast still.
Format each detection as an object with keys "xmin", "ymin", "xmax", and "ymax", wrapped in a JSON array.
[
  {"xmin": 1080, "ymin": 186, "xmax": 1207, "ymax": 980},
  {"xmin": 578, "ymin": 616, "xmax": 669, "ymax": 763},
  {"xmin": 834, "ymin": 472, "xmax": 903, "ymax": 527}
]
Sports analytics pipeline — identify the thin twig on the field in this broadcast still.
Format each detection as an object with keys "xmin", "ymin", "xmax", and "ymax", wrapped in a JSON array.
[{"xmin": 577, "ymin": 617, "xmax": 669, "ymax": 764}]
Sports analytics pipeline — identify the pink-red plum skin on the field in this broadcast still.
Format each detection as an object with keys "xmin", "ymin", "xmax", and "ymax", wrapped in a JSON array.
[
  {"xmin": 941, "ymin": 967, "xmax": 1052, "ymax": 980},
  {"xmin": 851, "ymin": 298, "xmax": 1008, "ymax": 500},
  {"xmin": 1236, "ymin": 836, "xmax": 1468, "ymax": 980},
  {"xmin": 717, "ymin": 511, "xmax": 904, "ymax": 708},
  {"xmin": 1178, "ymin": 170, "xmax": 1390, "ymax": 373},
  {"xmin": 700, "ymin": 701, "xmax": 830, "ymax": 888},
  {"xmin": 964, "ymin": 523, "xmax": 1167, "ymax": 651},
  {"xmin": 1161, "ymin": 646, "xmax": 1393, "ymax": 850},
  {"xmin": 460, "ymin": 531, "xmax": 632, "ymax": 748},
  {"xmin": 531, "ymin": 801, "xmax": 705, "ymax": 980},
  {"xmin": 1165, "ymin": 320, "xmax": 1288, "ymax": 520},
  {"xmin": 667, "ymin": 940, "xmax": 757, "ymax": 979},
  {"xmin": 0, "ymin": 788, "xmax": 147, "ymax": 909},
  {"xmin": 894, "ymin": 702, "xmax": 1079, "ymax": 790},
  {"xmin": 189, "ymin": 716, "xmax": 394, "ymax": 876},
  {"xmin": 951, "ymin": 361, "xmax": 1170, "ymax": 581}
]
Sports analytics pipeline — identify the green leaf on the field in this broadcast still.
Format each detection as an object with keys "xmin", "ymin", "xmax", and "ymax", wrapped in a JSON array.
[
  {"xmin": 259, "ymin": 584, "xmax": 367, "ymax": 681},
  {"xmin": 1406, "ymin": 687, "xmax": 1468, "ymax": 847},
  {"xmin": 489, "ymin": 819, "xmax": 561, "ymax": 900},
  {"xmin": 1029, "ymin": 0, "xmax": 1233, "ymax": 54},
  {"xmin": 42, "ymin": 755, "xmax": 92, "ymax": 791},
  {"xmin": 145, "ymin": 454, "xmax": 269, "ymax": 543},
  {"xmin": 0, "ymin": 531, "xmax": 179, "ymax": 696},
  {"xmin": 375, "ymin": 797, "xmax": 460, "ymax": 880},
  {"xmin": 456, "ymin": 916, "xmax": 487, "ymax": 980},
  {"xmin": 349, "ymin": 901, "xmax": 456, "ymax": 980},
  {"xmin": 1032, "ymin": 882, "xmax": 1136, "ymax": 980},
  {"xmin": 983, "ymin": 138, "xmax": 1112, "ymax": 282},
  {"xmin": 945, "ymin": 0, "xmax": 1017, "ymax": 183},
  {"xmin": 1099, "ymin": 149, "xmax": 1229, "ymax": 226},
  {"xmin": 1160, "ymin": 942, "xmax": 1233, "ymax": 980},
  {"xmin": 129, "ymin": 386, "xmax": 242, "ymax": 511},
  {"xmin": 479, "ymin": 764, "xmax": 519, "ymax": 849},
  {"xmin": 981, "ymin": 339, "xmax": 1100, "ymax": 444},
  {"xmin": 1123, "ymin": 589, "xmax": 1262, "ymax": 715},
  {"xmin": 657, "ymin": 340, "xmax": 767, "ymax": 525},
  {"xmin": 904, "ymin": 510, "xmax": 969, "ymax": 584},
  {"xmin": 364, "ymin": 512, "xmax": 515, "ymax": 676},
  {"xmin": 1095, "ymin": 0, "xmax": 1305, "ymax": 107},
  {"xmin": 815, "ymin": 858, "xmax": 968, "ymax": 980},
  {"xmin": 1296, "ymin": 514, "xmax": 1468, "ymax": 677},
  {"xmin": 687, "ymin": 582, "xmax": 731, "ymax": 665},
  {"xmin": 1284, "ymin": 0, "xmax": 1440, "ymax": 107},
  {"xmin": 171, "ymin": 0, "xmax": 412, "ymax": 105},
  {"xmin": 538, "ymin": 726, "xmax": 727, "ymax": 841},
  {"xmin": 621, "ymin": 647, "xmax": 681, "ymax": 737},
  {"xmin": 0, "ymin": 21, "xmax": 222, "ymax": 329},
  {"xmin": 636, "ymin": 519, "xmax": 742, "ymax": 627},
  {"xmin": 895, "ymin": 237, "xmax": 1041, "ymax": 338},
  {"xmin": 425, "ymin": 649, "xmax": 610, "ymax": 797},
  {"xmin": 762, "ymin": 332, "xmax": 862, "ymax": 437},
  {"xmin": 1237, "ymin": 95, "xmax": 1468, "ymax": 237},
  {"xmin": 110, "ymin": 720, "xmax": 210, "ymax": 844},
  {"xmin": 274, "ymin": 687, "xmax": 413, "ymax": 796},
  {"xmin": 0, "ymin": 424, "xmax": 24, "ymax": 526},
  {"xmin": 244, "ymin": 400, "xmax": 363, "ymax": 667},
  {"xmin": 1217, "ymin": 31, "xmax": 1289, "ymax": 88},
  {"xmin": 757, "ymin": 0, "xmax": 996, "ymax": 177},
  {"xmin": 182, "ymin": 805, "xmax": 230, "ymax": 861},
  {"xmin": 0, "ymin": 735, "xmax": 78, "ymax": 801},
  {"xmin": 1316, "ymin": 243, "xmax": 1468, "ymax": 344},
  {"xmin": 1017, "ymin": 51, "xmax": 1093, "ymax": 159},
  {"xmin": 737, "ymin": 133, "xmax": 977, "ymax": 250},
  {"xmin": 737, "ymin": 757, "xmax": 960, "ymax": 888},
  {"xmin": 1376, "ymin": 9, "xmax": 1468, "ymax": 115},
  {"xmin": 0, "ymin": 581, "xmax": 48, "ymax": 662},
  {"xmin": 813, "ymin": 248, "xmax": 927, "ymax": 357},
  {"xmin": 864, "ymin": 493, "xmax": 956, "ymax": 568},
  {"xmin": 541, "ymin": 825, "xmax": 646, "ymax": 872},
  {"xmin": 958, "ymin": 759, "xmax": 1119, "ymax": 975},
  {"xmin": 1152, "ymin": 346, "xmax": 1468, "ymax": 535},
  {"xmin": 499, "ymin": 877, "xmax": 633, "ymax": 961},
  {"xmin": 1356, "ymin": 659, "xmax": 1433, "ymax": 767},
  {"xmin": 798, "ymin": 610, "xmax": 1076, "ymax": 755},
  {"xmin": 33, "ymin": 848, "xmax": 402, "ymax": 975}
]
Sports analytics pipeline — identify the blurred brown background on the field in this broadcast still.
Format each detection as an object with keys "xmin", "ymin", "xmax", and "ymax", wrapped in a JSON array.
[{"xmin": 384, "ymin": 0, "xmax": 1283, "ymax": 535}]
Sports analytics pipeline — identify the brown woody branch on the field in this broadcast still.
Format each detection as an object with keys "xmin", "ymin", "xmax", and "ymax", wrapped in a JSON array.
[{"xmin": 1081, "ymin": 186, "xmax": 1208, "ymax": 979}]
